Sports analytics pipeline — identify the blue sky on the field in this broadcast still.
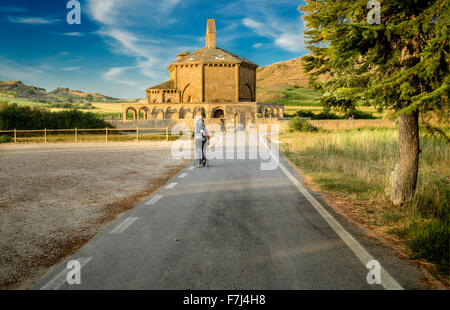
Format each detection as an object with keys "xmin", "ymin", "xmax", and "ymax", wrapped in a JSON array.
[{"xmin": 0, "ymin": 0, "xmax": 308, "ymax": 98}]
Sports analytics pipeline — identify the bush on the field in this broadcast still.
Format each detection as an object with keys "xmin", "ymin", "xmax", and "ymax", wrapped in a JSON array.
[
  {"xmin": 0, "ymin": 103, "xmax": 112, "ymax": 130},
  {"xmin": 315, "ymin": 111, "xmax": 343, "ymax": 120},
  {"xmin": 0, "ymin": 135, "xmax": 12, "ymax": 143},
  {"xmin": 344, "ymin": 109, "xmax": 375, "ymax": 119},
  {"xmin": 295, "ymin": 110, "xmax": 316, "ymax": 118},
  {"xmin": 288, "ymin": 116, "xmax": 319, "ymax": 132}
]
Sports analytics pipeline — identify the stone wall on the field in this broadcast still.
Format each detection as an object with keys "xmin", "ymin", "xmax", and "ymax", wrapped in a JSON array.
[
  {"xmin": 239, "ymin": 64, "xmax": 256, "ymax": 101},
  {"xmin": 204, "ymin": 64, "xmax": 236, "ymax": 102},
  {"xmin": 176, "ymin": 64, "xmax": 203, "ymax": 102}
]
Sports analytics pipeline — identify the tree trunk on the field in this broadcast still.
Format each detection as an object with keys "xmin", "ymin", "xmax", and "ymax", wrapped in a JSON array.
[{"xmin": 390, "ymin": 112, "xmax": 420, "ymax": 205}]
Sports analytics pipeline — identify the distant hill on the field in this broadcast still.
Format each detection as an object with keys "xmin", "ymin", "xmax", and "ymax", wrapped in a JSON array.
[
  {"xmin": 256, "ymin": 56, "xmax": 327, "ymax": 102},
  {"xmin": 0, "ymin": 81, "xmax": 123, "ymax": 103}
]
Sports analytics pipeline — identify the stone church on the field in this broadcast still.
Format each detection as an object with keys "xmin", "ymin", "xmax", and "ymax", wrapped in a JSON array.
[{"xmin": 122, "ymin": 19, "xmax": 283, "ymax": 128}]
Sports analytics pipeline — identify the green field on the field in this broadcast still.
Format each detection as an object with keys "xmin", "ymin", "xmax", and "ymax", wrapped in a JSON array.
[
  {"xmin": 0, "ymin": 95, "xmax": 124, "ymax": 118},
  {"xmin": 2, "ymin": 88, "xmax": 391, "ymax": 120},
  {"xmin": 281, "ymin": 127, "xmax": 450, "ymax": 279}
]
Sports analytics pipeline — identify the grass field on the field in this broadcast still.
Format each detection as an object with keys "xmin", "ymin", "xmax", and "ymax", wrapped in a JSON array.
[
  {"xmin": 2, "ymin": 88, "xmax": 391, "ymax": 120},
  {"xmin": 280, "ymin": 127, "xmax": 449, "ymax": 281}
]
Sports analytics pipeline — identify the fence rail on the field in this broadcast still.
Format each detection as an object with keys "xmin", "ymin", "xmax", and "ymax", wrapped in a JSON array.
[{"xmin": 0, "ymin": 127, "xmax": 170, "ymax": 143}]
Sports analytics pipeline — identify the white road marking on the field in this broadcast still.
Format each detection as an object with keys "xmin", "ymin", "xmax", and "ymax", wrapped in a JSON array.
[
  {"xmin": 188, "ymin": 166, "xmax": 195, "ymax": 170},
  {"xmin": 146, "ymin": 195, "xmax": 162, "ymax": 206},
  {"xmin": 39, "ymin": 256, "xmax": 92, "ymax": 290},
  {"xmin": 110, "ymin": 217, "xmax": 138, "ymax": 234},
  {"xmin": 260, "ymin": 135, "xmax": 403, "ymax": 290},
  {"xmin": 166, "ymin": 182, "xmax": 177, "ymax": 189},
  {"xmin": 179, "ymin": 173, "xmax": 188, "ymax": 178}
]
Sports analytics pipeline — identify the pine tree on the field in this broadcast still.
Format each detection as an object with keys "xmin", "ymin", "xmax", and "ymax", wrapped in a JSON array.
[{"xmin": 299, "ymin": 0, "xmax": 449, "ymax": 205}]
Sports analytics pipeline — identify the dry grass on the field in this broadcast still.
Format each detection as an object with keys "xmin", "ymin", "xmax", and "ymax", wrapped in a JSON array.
[{"xmin": 281, "ymin": 127, "xmax": 449, "ymax": 284}]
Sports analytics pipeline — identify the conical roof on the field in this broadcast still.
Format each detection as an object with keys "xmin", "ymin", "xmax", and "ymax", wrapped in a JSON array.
[{"xmin": 173, "ymin": 47, "xmax": 257, "ymax": 67}]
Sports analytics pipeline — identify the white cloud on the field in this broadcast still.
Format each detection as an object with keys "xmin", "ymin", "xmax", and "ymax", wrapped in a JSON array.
[
  {"xmin": 252, "ymin": 43, "xmax": 263, "ymax": 48},
  {"xmin": 86, "ymin": 0, "xmax": 194, "ymax": 88},
  {"xmin": 103, "ymin": 67, "xmax": 133, "ymax": 81},
  {"xmin": 8, "ymin": 16, "xmax": 60, "ymax": 24},
  {"xmin": 242, "ymin": 17, "xmax": 304, "ymax": 53},
  {"xmin": 274, "ymin": 33, "xmax": 304, "ymax": 53},
  {"xmin": 63, "ymin": 32, "xmax": 84, "ymax": 37}
]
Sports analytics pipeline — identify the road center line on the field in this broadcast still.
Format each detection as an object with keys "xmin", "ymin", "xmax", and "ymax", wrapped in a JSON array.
[
  {"xmin": 260, "ymin": 135, "xmax": 403, "ymax": 290},
  {"xmin": 179, "ymin": 173, "xmax": 188, "ymax": 178},
  {"xmin": 39, "ymin": 256, "xmax": 92, "ymax": 290},
  {"xmin": 110, "ymin": 217, "xmax": 138, "ymax": 234},
  {"xmin": 166, "ymin": 182, "xmax": 177, "ymax": 189},
  {"xmin": 146, "ymin": 195, "xmax": 162, "ymax": 206}
]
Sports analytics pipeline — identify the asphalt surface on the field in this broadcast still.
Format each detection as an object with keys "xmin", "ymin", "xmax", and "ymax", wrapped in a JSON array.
[{"xmin": 32, "ymin": 134, "xmax": 426, "ymax": 290}]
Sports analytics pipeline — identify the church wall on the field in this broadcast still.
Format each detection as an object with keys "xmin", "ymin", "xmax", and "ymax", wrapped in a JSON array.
[
  {"xmin": 204, "ymin": 64, "xmax": 236, "ymax": 102},
  {"xmin": 175, "ymin": 64, "xmax": 203, "ymax": 102},
  {"xmin": 238, "ymin": 65, "xmax": 256, "ymax": 101}
]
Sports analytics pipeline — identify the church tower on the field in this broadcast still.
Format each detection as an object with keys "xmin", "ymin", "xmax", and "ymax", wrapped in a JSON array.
[{"xmin": 206, "ymin": 19, "xmax": 216, "ymax": 48}]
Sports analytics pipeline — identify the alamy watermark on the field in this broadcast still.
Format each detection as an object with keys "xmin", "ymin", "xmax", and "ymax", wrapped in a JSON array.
[
  {"xmin": 367, "ymin": 1, "xmax": 381, "ymax": 25},
  {"xmin": 66, "ymin": 0, "xmax": 81, "ymax": 25},
  {"xmin": 366, "ymin": 260, "xmax": 382, "ymax": 285},
  {"xmin": 170, "ymin": 124, "xmax": 280, "ymax": 171}
]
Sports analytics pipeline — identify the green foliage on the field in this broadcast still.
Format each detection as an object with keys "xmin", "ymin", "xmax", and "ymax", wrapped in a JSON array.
[
  {"xmin": 288, "ymin": 116, "xmax": 319, "ymax": 132},
  {"xmin": 299, "ymin": 0, "xmax": 449, "ymax": 129},
  {"xmin": 273, "ymin": 87, "xmax": 322, "ymax": 106},
  {"xmin": 295, "ymin": 109, "xmax": 316, "ymax": 118},
  {"xmin": 282, "ymin": 128, "xmax": 449, "ymax": 275},
  {"xmin": 343, "ymin": 109, "xmax": 375, "ymax": 119},
  {"xmin": 0, "ymin": 135, "xmax": 12, "ymax": 143},
  {"xmin": 0, "ymin": 103, "xmax": 112, "ymax": 130},
  {"xmin": 405, "ymin": 219, "xmax": 449, "ymax": 274}
]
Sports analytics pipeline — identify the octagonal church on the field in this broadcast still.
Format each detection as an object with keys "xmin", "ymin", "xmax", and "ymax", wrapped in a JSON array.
[{"xmin": 122, "ymin": 19, "xmax": 283, "ymax": 128}]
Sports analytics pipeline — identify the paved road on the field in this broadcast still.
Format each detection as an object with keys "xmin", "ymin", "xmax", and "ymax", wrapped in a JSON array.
[{"xmin": 32, "ymin": 134, "xmax": 425, "ymax": 290}]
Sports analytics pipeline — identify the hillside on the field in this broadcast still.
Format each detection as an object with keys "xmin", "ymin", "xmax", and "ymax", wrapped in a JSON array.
[
  {"xmin": 0, "ymin": 81, "xmax": 122, "ymax": 103},
  {"xmin": 256, "ymin": 57, "xmax": 326, "ymax": 102}
]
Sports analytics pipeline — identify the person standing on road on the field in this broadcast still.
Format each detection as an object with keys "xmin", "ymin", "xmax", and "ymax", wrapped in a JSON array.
[{"xmin": 193, "ymin": 116, "xmax": 209, "ymax": 167}]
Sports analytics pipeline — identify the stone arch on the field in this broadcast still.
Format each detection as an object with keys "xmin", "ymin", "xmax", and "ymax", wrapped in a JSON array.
[
  {"xmin": 182, "ymin": 84, "xmax": 195, "ymax": 103},
  {"xmin": 273, "ymin": 107, "xmax": 279, "ymax": 118},
  {"xmin": 257, "ymin": 105, "xmax": 264, "ymax": 118},
  {"xmin": 125, "ymin": 107, "xmax": 137, "ymax": 120},
  {"xmin": 212, "ymin": 107, "xmax": 225, "ymax": 118},
  {"xmin": 193, "ymin": 106, "xmax": 206, "ymax": 118},
  {"xmin": 240, "ymin": 83, "xmax": 253, "ymax": 101},
  {"xmin": 152, "ymin": 107, "xmax": 164, "ymax": 119},
  {"xmin": 180, "ymin": 107, "xmax": 193, "ymax": 119},
  {"xmin": 139, "ymin": 107, "xmax": 150, "ymax": 120},
  {"xmin": 165, "ymin": 107, "xmax": 178, "ymax": 120}
]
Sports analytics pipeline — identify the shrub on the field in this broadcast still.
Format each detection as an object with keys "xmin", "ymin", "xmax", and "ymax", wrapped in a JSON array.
[
  {"xmin": 315, "ymin": 111, "xmax": 343, "ymax": 120},
  {"xmin": 344, "ymin": 109, "xmax": 375, "ymax": 119},
  {"xmin": 288, "ymin": 116, "xmax": 318, "ymax": 132},
  {"xmin": 0, "ymin": 135, "xmax": 12, "ymax": 143},
  {"xmin": 0, "ymin": 103, "xmax": 112, "ymax": 130},
  {"xmin": 295, "ymin": 110, "xmax": 316, "ymax": 118}
]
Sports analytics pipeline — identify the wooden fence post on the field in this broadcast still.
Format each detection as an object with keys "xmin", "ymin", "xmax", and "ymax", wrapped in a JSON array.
[
  {"xmin": 136, "ymin": 128, "xmax": 139, "ymax": 141},
  {"xmin": 14, "ymin": 129, "xmax": 16, "ymax": 143},
  {"xmin": 44, "ymin": 128, "xmax": 47, "ymax": 143},
  {"xmin": 166, "ymin": 127, "xmax": 169, "ymax": 141},
  {"xmin": 75, "ymin": 128, "xmax": 78, "ymax": 142},
  {"xmin": 106, "ymin": 127, "xmax": 108, "ymax": 142}
]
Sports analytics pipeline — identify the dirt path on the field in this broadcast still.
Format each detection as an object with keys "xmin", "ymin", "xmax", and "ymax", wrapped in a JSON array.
[{"xmin": 0, "ymin": 142, "xmax": 189, "ymax": 289}]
